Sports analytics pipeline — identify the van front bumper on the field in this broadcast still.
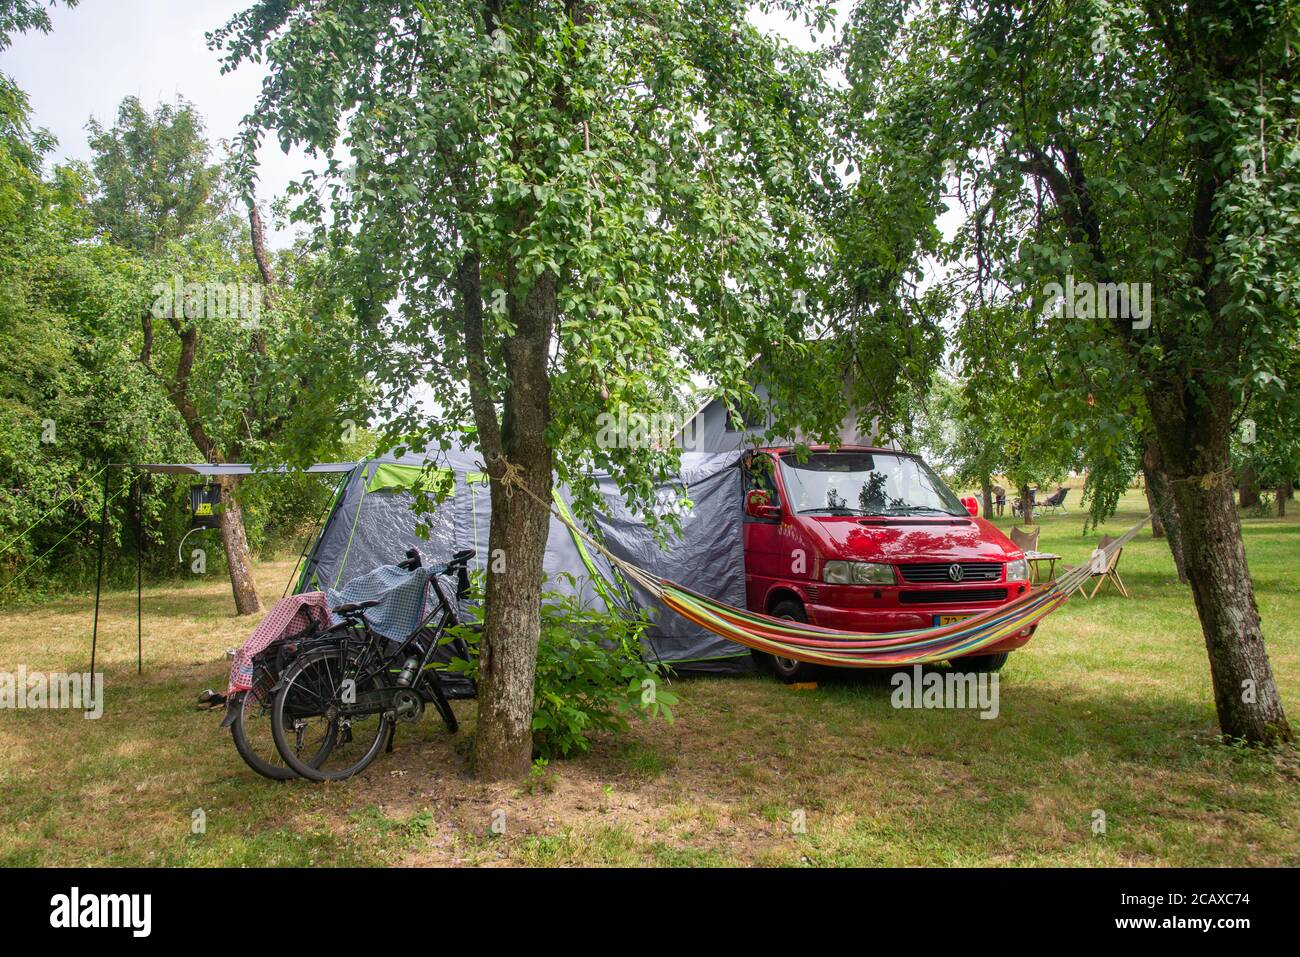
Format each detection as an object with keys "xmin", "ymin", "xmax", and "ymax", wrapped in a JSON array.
[{"xmin": 804, "ymin": 600, "xmax": 1037, "ymax": 654}]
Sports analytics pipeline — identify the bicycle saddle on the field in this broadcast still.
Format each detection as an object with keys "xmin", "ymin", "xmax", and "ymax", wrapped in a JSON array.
[{"xmin": 334, "ymin": 599, "xmax": 381, "ymax": 616}]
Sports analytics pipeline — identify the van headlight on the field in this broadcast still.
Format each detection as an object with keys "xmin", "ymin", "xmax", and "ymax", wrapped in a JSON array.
[
  {"xmin": 1005, "ymin": 557, "xmax": 1029, "ymax": 582},
  {"xmin": 823, "ymin": 561, "xmax": 895, "ymax": 585}
]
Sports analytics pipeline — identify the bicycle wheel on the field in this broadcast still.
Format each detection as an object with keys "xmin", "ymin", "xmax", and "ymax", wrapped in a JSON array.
[
  {"xmin": 231, "ymin": 684, "xmax": 336, "ymax": 780},
  {"xmin": 231, "ymin": 688, "xmax": 297, "ymax": 780},
  {"xmin": 271, "ymin": 646, "xmax": 392, "ymax": 782}
]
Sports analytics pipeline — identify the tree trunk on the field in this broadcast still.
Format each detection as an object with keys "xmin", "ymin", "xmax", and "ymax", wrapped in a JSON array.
[
  {"xmin": 1148, "ymin": 388, "xmax": 1292, "ymax": 745},
  {"xmin": 1278, "ymin": 482, "xmax": 1291, "ymax": 519},
  {"xmin": 1018, "ymin": 483, "xmax": 1034, "ymax": 525},
  {"xmin": 217, "ymin": 475, "xmax": 262, "ymax": 616},
  {"xmin": 1146, "ymin": 478, "xmax": 1165, "ymax": 536},
  {"xmin": 980, "ymin": 475, "xmax": 993, "ymax": 520},
  {"xmin": 1238, "ymin": 460, "xmax": 1260, "ymax": 509},
  {"xmin": 1142, "ymin": 434, "xmax": 1189, "ymax": 583},
  {"xmin": 471, "ymin": 271, "xmax": 557, "ymax": 781}
]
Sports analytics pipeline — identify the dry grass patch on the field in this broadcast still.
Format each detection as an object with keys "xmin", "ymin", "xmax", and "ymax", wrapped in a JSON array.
[{"xmin": 1, "ymin": 495, "xmax": 1298, "ymax": 866}]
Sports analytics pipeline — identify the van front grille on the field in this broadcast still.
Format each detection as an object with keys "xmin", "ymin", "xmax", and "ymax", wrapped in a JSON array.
[
  {"xmin": 898, "ymin": 588, "xmax": 1008, "ymax": 605},
  {"xmin": 899, "ymin": 562, "xmax": 1002, "ymax": 583}
]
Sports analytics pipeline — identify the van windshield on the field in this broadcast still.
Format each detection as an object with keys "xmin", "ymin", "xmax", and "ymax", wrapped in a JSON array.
[{"xmin": 778, "ymin": 451, "xmax": 968, "ymax": 517}]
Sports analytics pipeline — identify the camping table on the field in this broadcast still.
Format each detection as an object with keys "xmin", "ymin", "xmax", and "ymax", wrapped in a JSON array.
[{"xmin": 1024, "ymin": 550, "xmax": 1061, "ymax": 582}]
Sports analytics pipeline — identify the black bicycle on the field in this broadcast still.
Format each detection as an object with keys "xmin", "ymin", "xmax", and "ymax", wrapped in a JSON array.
[{"xmin": 269, "ymin": 548, "xmax": 475, "ymax": 782}]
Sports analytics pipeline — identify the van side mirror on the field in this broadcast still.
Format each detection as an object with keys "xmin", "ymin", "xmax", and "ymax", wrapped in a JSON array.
[
  {"xmin": 745, "ymin": 489, "xmax": 781, "ymax": 521},
  {"xmin": 961, "ymin": 496, "xmax": 979, "ymax": 516}
]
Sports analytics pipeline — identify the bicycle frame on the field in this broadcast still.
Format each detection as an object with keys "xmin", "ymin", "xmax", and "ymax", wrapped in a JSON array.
[{"xmin": 317, "ymin": 571, "xmax": 465, "ymax": 721}]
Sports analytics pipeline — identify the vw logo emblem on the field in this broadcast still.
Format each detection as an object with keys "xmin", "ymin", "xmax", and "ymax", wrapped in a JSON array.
[{"xmin": 947, "ymin": 563, "xmax": 964, "ymax": 582}]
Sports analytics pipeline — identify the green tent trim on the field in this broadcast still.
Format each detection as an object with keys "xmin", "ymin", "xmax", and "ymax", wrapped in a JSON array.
[{"xmin": 366, "ymin": 462, "xmax": 455, "ymax": 496}]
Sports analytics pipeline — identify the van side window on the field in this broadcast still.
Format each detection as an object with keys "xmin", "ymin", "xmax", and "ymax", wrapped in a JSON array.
[{"xmin": 742, "ymin": 453, "xmax": 779, "ymax": 514}]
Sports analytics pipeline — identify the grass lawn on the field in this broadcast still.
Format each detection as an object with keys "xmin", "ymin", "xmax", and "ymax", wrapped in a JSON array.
[{"xmin": 0, "ymin": 489, "xmax": 1297, "ymax": 867}]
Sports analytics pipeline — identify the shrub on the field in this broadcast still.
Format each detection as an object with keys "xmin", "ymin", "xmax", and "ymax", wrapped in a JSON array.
[{"xmin": 448, "ymin": 573, "xmax": 678, "ymax": 759}]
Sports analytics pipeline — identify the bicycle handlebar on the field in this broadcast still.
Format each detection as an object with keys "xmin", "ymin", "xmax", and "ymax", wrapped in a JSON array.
[
  {"xmin": 438, "ymin": 548, "xmax": 475, "ymax": 575},
  {"xmin": 394, "ymin": 548, "xmax": 474, "ymax": 598},
  {"xmin": 397, "ymin": 548, "xmax": 474, "ymax": 576}
]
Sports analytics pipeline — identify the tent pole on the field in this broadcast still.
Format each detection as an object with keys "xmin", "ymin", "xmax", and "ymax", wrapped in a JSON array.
[
  {"xmin": 135, "ymin": 471, "xmax": 143, "ymax": 674},
  {"xmin": 90, "ymin": 464, "xmax": 111, "ymax": 676},
  {"xmin": 283, "ymin": 470, "xmax": 348, "ymax": 598}
]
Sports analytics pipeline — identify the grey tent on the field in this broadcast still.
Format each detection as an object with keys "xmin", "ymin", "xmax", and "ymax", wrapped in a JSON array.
[{"xmin": 294, "ymin": 444, "xmax": 755, "ymax": 673}]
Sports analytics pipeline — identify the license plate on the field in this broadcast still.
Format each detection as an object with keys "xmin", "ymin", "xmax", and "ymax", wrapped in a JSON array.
[{"xmin": 935, "ymin": 614, "xmax": 969, "ymax": 626}]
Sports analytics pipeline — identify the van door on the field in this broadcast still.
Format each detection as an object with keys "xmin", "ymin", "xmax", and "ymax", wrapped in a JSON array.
[{"xmin": 742, "ymin": 452, "xmax": 792, "ymax": 612}]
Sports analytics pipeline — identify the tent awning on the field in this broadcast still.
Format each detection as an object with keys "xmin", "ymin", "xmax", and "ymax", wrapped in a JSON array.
[{"xmin": 127, "ymin": 462, "xmax": 358, "ymax": 476}]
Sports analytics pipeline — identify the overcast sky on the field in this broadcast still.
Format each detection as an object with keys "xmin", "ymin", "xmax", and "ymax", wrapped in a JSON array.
[{"xmin": 3, "ymin": 0, "xmax": 313, "ymax": 242}]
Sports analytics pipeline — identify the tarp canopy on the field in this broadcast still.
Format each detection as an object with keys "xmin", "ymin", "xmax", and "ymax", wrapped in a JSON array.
[
  {"xmin": 295, "ymin": 444, "xmax": 754, "ymax": 673},
  {"xmin": 129, "ymin": 462, "xmax": 357, "ymax": 476}
]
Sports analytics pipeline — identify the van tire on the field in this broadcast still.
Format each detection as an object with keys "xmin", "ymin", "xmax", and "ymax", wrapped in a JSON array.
[
  {"xmin": 765, "ymin": 599, "xmax": 814, "ymax": 684},
  {"xmin": 953, "ymin": 652, "xmax": 1009, "ymax": 673}
]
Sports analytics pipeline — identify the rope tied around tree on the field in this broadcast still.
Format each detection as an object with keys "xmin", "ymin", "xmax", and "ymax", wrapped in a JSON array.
[
  {"xmin": 485, "ymin": 452, "xmax": 528, "ymax": 500},
  {"xmin": 1168, "ymin": 467, "xmax": 1235, "ymax": 491}
]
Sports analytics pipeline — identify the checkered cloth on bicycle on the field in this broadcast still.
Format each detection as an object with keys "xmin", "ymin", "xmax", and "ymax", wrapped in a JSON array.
[
  {"xmin": 327, "ymin": 563, "xmax": 433, "ymax": 642},
  {"xmin": 227, "ymin": 592, "xmax": 333, "ymax": 695}
]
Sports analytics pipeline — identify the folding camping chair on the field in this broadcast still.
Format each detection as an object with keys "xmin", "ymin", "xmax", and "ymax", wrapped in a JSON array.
[
  {"xmin": 1009, "ymin": 525, "xmax": 1040, "ymax": 553},
  {"xmin": 1041, "ymin": 487, "xmax": 1070, "ymax": 515},
  {"xmin": 1011, "ymin": 525, "xmax": 1059, "ymax": 581},
  {"xmin": 1075, "ymin": 534, "xmax": 1129, "ymax": 599}
]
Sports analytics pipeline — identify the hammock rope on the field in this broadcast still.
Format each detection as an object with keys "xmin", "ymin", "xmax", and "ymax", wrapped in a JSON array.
[{"xmin": 482, "ymin": 454, "xmax": 1151, "ymax": 668}]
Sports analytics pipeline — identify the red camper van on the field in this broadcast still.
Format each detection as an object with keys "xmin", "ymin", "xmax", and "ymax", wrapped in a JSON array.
[{"xmin": 741, "ymin": 446, "xmax": 1035, "ymax": 681}]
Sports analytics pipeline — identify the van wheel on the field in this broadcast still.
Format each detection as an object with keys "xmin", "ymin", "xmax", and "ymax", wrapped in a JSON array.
[
  {"xmin": 953, "ymin": 652, "xmax": 1008, "ymax": 673},
  {"xmin": 767, "ymin": 599, "xmax": 814, "ymax": 684}
]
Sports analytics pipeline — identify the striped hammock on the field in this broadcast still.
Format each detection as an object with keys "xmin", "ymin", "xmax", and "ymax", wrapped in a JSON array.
[
  {"xmin": 495, "ymin": 461, "xmax": 1151, "ymax": 669},
  {"xmin": 590, "ymin": 509, "xmax": 1151, "ymax": 668},
  {"xmin": 659, "ymin": 577, "xmax": 1069, "ymax": 667}
]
